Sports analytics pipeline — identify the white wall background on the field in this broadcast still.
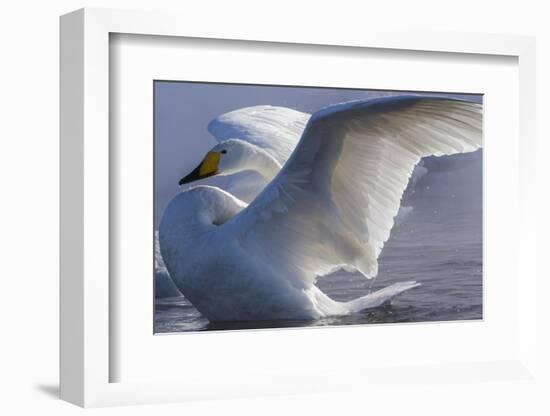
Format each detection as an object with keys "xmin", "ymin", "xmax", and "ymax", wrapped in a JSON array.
[{"xmin": 0, "ymin": 1, "xmax": 548, "ymax": 415}]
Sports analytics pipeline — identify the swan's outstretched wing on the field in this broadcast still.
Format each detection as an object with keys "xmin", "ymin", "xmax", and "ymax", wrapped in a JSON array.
[
  {"xmin": 208, "ymin": 105, "xmax": 310, "ymax": 164},
  {"xmin": 231, "ymin": 96, "xmax": 482, "ymax": 289}
]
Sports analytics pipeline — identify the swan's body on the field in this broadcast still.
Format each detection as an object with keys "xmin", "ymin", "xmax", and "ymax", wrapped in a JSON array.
[
  {"xmin": 161, "ymin": 186, "xmax": 419, "ymax": 320},
  {"xmin": 161, "ymin": 186, "xmax": 334, "ymax": 320},
  {"xmin": 160, "ymin": 96, "xmax": 482, "ymax": 322}
]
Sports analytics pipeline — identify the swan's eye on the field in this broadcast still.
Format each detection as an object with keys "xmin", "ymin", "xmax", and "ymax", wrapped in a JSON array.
[{"xmin": 220, "ymin": 149, "xmax": 227, "ymax": 154}]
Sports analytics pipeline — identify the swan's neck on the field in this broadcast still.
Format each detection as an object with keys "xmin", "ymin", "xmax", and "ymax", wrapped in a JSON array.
[
  {"xmin": 159, "ymin": 186, "xmax": 246, "ymax": 278},
  {"xmin": 175, "ymin": 186, "xmax": 245, "ymax": 230},
  {"xmin": 243, "ymin": 148, "xmax": 281, "ymax": 181}
]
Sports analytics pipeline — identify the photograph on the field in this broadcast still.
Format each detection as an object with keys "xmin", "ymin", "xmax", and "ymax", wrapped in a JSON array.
[{"xmin": 153, "ymin": 81, "xmax": 483, "ymax": 333}]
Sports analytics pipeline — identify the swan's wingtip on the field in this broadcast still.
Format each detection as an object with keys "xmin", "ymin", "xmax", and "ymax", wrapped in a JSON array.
[{"xmin": 396, "ymin": 281, "xmax": 422, "ymax": 291}]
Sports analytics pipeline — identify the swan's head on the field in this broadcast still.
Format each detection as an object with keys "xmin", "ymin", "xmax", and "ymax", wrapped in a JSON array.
[{"xmin": 179, "ymin": 139, "xmax": 265, "ymax": 185}]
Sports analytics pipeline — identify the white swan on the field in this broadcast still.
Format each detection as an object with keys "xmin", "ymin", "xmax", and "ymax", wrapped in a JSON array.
[{"xmin": 160, "ymin": 96, "xmax": 482, "ymax": 322}]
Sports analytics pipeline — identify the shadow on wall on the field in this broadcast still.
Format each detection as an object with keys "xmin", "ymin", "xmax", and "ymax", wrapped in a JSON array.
[{"xmin": 34, "ymin": 384, "xmax": 59, "ymax": 399}]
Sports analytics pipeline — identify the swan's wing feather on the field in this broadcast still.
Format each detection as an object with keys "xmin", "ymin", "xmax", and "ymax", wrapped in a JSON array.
[
  {"xmin": 231, "ymin": 96, "xmax": 482, "ymax": 289},
  {"xmin": 208, "ymin": 105, "xmax": 310, "ymax": 164}
]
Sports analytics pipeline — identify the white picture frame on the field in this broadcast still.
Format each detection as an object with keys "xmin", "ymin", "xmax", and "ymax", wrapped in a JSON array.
[{"xmin": 60, "ymin": 7, "xmax": 538, "ymax": 408}]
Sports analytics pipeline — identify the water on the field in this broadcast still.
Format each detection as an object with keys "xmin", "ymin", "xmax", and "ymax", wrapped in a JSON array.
[{"xmin": 154, "ymin": 151, "xmax": 483, "ymax": 333}]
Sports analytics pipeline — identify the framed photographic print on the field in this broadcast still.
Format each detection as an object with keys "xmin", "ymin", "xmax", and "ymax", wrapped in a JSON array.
[
  {"xmin": 152, "ymin": 81, "xmax": 483, "ymax": 334},
  {"xmin": 60, "ymin": 7, "xmax": 539, "ymax": 408}
]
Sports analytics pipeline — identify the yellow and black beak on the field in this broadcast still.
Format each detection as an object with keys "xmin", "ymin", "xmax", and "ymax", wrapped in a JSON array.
[{"xmin": 179, "ymin": 151, "xmax": 221, "ymax": 185}]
